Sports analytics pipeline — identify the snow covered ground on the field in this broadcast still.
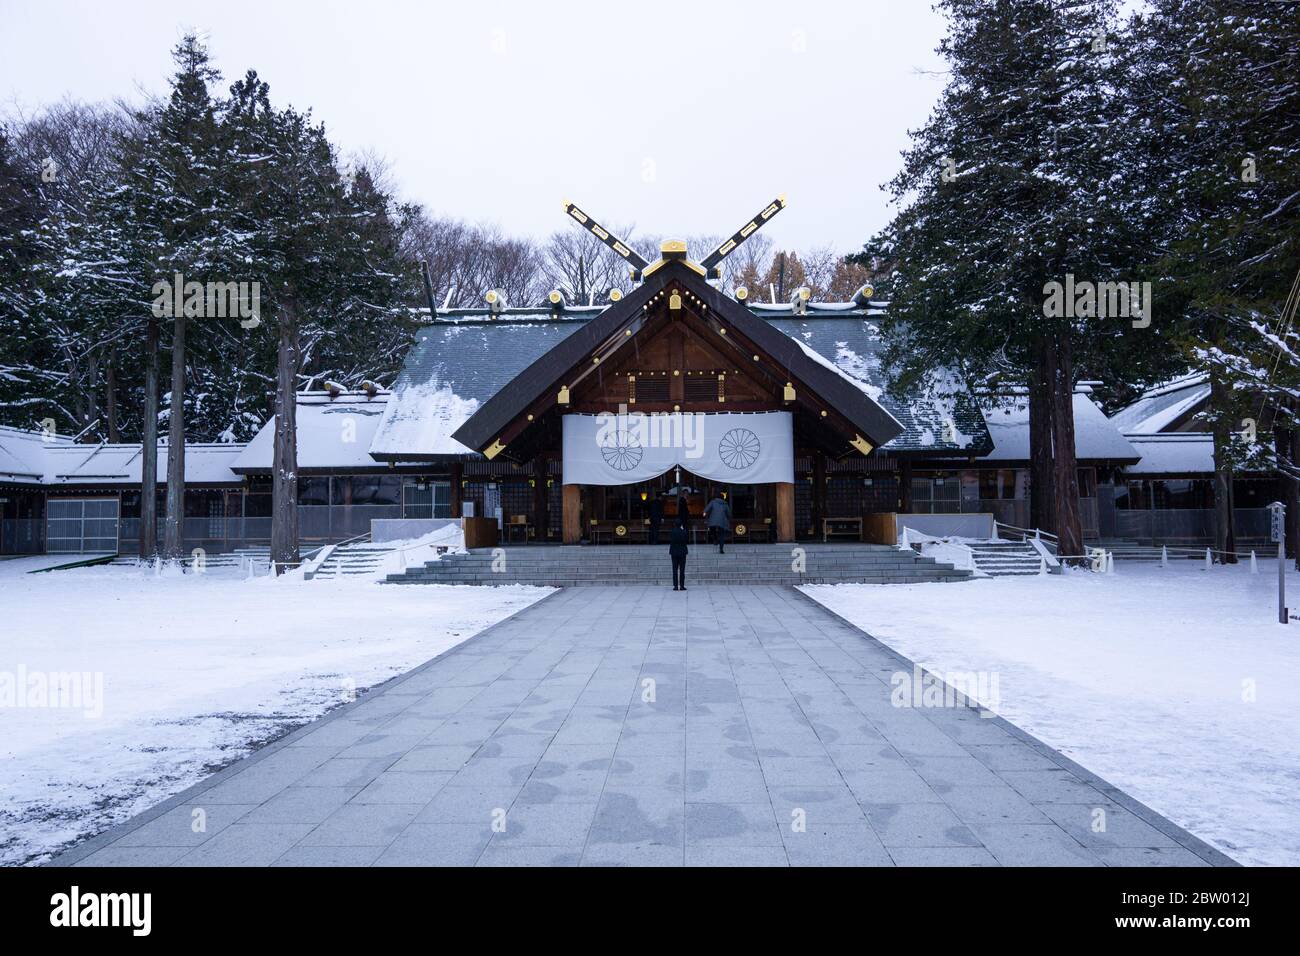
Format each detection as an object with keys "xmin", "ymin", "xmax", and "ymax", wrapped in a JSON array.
[
  {"xmin": 802, "ymin": 561, "xmax": 1300, "ymax": 867},
  {"xmin": 0, "ymin": 558, "xmax": 551, "ymax": 866}
]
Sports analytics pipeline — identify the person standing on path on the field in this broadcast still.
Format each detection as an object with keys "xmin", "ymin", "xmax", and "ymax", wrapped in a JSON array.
[
  {"xmin": 703, "ymin": 492, "xmax": 732, "ymax": 553},
  {"xmin": 668, "ymin": 523, "xmax": 688, "ymax": 590},
  {"xmin": 648, "ymin": 494, "xmax": 664, "ymax": 545}
]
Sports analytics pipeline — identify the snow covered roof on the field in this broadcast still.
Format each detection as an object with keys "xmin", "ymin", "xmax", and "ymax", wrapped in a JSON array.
[
  {"xmin": 374, "ymin": 297, "xmax": 988, "ymax": 459},
  {"xmin": 233, "ymin": 391, "xmax": 391, "ymax": 472},
  {"xmin": 770, "ymin": 315, "xmax": 990, "ymax": 454},
  {"xmin": 45, "ymin": 442, "xmax": 243, "ymax": 485},
  {"xmin": 1109, "ymin": 374, "xmax": 1210, "ymax": 434},
  {"xmin": 980, "ymin": 390, "xmax": 1139, "ymax": 463},
  {"xmin": 0, "ymin": 425, "xmax": 76, "ymax": 483},
  {"xmin": 1124, "ymin": 433, "xmax": 1215, "ymax": 475},
  {"xmin": 0, "ymin": 424, "xmax": 245, "ymax": 486},
  {"xmin": 370, "ymin": 318, "xmax": 587, "ymax": 460}
]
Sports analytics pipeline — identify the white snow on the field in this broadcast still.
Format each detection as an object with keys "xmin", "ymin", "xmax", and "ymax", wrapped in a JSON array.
[
  {"xmin": 0, "ymin": 425, "xmax": 77, "ymax": 484},
  {"xmin": 981, "ymin": 391, "xmax": 1138, "ymax": 461},
  {"xmin": 301, "ymin": 524, "xmax": 468, "ymax": 581},
  {"xmin": 0, "ymin": 424, "xmax": 245, "ymax": 486},
  {"xmin": 908, "ymin": 367, "xmax": 977, "ymax": 448},
  {"xmin": 369, "ymin": 382, "xmax": 479, "ymax": 457},
  {"xmin": 0, "ymin": 560, "xmax": 551, "ymax": 865},
  {"xmin": 233, "ymin": 392, "xmax": 389, "ymax": 472},
  {"xmin": 1109, "ymin": 374, "xmax": 1210, "ymax": 434},
  {"xmin": 801, "ymin": 562, "xmax": 1300, "ymax": 866},
  {"xmin": 793, "ymin": 338, "xmax": 898, "ymax": 422},
  {"xmin": 1124, "ymin": 432, "xmax": 1216, "ymax": 474}
]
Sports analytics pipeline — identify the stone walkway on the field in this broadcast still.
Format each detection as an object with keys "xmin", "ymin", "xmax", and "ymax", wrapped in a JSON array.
[{"xmin": 56, "ymin": 586, "xmax": 1232, "ymax": 867}]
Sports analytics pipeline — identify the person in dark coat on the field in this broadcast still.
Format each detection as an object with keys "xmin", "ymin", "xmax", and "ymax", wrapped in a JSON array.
[
  {"xmin": 669, "ymin": 524, "xmax": 689, "ymax": 590},
  {"xmin": 703, "ymin": 492, "xmax": 732, "ymax": 553},
  {"xmin": 676, "ymin": 494, "xmax": 690, "ymax": 529},
  {"xmin": 647, "ymin": 495, "xmax": 664, "ymax": 545}
]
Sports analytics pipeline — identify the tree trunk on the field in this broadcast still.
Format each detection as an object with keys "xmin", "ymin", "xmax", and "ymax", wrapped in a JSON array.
[
  {"xmin": 82, "ymin": 352, "xmax": 99, "ymax": 441},
  {"xmin": 139, "ymin": 316, "xmax": 159, "ymax": 560},
  {"xmin": 1048, "ymin": 333, "xmax": 1084, "ymax": 558},
  {"xmin": 163, "ymin": 315, "xmax": 186, "ymax": 560},
  {"xmin": 105, "ymin": 359, "xmax": 120, "ymax": 443},
  {"xmin": 1208, "ymin": 371, "xmax": 1238, "ymax": 564},
  {"xmin": 1028, "ymin": 335, "xmax": 1056, "ymax": 534},
  {"xmin": 271, "ymin": 294, "xmax": 300, "ymax": 573}
]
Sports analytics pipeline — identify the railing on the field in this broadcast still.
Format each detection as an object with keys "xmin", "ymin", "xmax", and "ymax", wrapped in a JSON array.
[
  {"xmin": 994, "ymin": 521, "xmax": 1059, "ymax": 546},
  {"xmin": 297, "ymin": 529, "xmax": 374, "ymax": 575}
]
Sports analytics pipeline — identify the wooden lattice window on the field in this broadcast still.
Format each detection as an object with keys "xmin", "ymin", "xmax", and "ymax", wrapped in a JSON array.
[
  {"xmin": 635, "ymin": 376, "xmax": 670, "ymax": 402},
  {"xmin": 684, "ymin": 376, "xmax": 720, "ymax": 402}
]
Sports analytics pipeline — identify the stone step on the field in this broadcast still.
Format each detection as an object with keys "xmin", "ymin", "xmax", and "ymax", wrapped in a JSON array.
[{"xmin": 381, "ymin": 540, "xmax": 975, "ymax": 587}]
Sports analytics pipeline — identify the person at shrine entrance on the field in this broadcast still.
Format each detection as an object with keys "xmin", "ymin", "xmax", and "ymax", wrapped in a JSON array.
[
  {"xmin": 648, "ymin": 494, "xmax": 664, "ymax": 545},
  {"xmin": 669, "ymin": 522, "xmax": 689, "ymax": 591},
  {"xmin": 704, "ymin": 492, "xmax": 732, "ymax": 554}
]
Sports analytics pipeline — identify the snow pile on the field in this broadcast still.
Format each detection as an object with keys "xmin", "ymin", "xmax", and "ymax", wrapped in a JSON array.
[
  {"xmin": 371, "ymin": 524, "xmax": 467, "ymax": 579},
  {"xmin": 802, "ymin": 561, "xmax": 1300, "ymax": 866},
  {"xmin": 0, "ymin": 563, "xmax": 551, "ymax": 865}
]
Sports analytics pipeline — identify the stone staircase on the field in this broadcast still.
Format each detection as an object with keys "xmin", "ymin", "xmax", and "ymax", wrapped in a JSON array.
[
  {"xmin": 305, "ymin": 544, "xmax": 395, "ymax": 580},
  {"xmin": 384, "ymin": 543, "xmax": 973, "ymax": 587},
  {"xmin": 968, "ymin": 541, "xmax": 1045, "ymax": 577}
]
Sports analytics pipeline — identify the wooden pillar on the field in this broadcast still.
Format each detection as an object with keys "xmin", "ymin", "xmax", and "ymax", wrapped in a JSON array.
[
  {"xmin": 899, "ymin": 458, "xmax": 913, "ymax": 513},
  {"xmin": 450, "ymin": 463, "xmax": 463, "ymax": 518},
  {"xmin": 533, "ymin": 457, "xmax": 548, "ymax": 540},
  {"xmin": 775, "ymin": 482, "xmax": 795, "ymax": 543},
  {"xmin": 562, "ymin": 483, "xmax": 581, "ymax": 544}
]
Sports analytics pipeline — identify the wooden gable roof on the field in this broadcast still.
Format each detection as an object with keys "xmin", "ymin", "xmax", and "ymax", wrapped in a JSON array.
[{"xmin": 450, "ymin": 260, "xmax": 905, "ymax": 460}]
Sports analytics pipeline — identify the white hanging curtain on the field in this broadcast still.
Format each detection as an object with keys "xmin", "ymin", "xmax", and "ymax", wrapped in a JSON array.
[{"xmin": 561, "ymin": 411, "xmax": 794, "ymax": 486}]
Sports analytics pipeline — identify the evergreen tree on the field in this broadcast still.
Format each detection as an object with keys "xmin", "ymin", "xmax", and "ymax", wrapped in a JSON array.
[
  {"xmin": 863, "ymin": 0, "xmax": 1173, "ymax": 558},
  {"xmin": 124, "ymin": 35, "xmax": 243, "ymax": 559},
  {"xmin": 224, "ymin": 70, "xmax": 409, "ymax": 571},
  {"xmin": 1118, "ymin": 0, "xmax": 1300, "ymax": 563}
]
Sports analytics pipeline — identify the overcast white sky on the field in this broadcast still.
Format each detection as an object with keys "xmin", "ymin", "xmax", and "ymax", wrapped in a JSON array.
[{"xmin": 0, "ymin": 0, "xmax": 949, "ymax": 253}]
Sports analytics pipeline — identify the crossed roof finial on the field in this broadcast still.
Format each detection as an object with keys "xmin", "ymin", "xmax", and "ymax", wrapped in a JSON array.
[{"xmin": 561, "ymin": 195, "xmax": 788, "ymax": 282}]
